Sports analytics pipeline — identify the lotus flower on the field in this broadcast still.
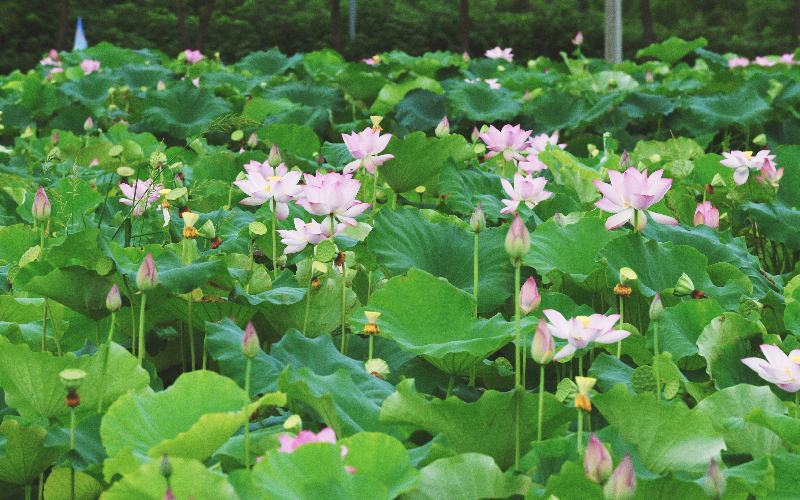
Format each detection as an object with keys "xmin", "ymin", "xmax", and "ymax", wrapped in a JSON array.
[
  {"xmin": 470, "ymin": 203, "xmax": 486, "ymax": 233},
  {"xmin": 279, "ymin": 427, "xmax": 343, "ymax": 455},
  {"xmin": 233, "ymin": 161, "xmax": 303, "ymax": 220},
  {"xmin": 720, "ymin": 150, "xmax": 775, "ymax": 185},
  {"xmin": 295, "ymin": 172, "xmax": 370, "ymax": 226},
  {"xmin": 703, "ymin": 458, "xmax": 726, "ymax": 500},
  {"xmin": 500, "ymin": 172, "xmax": 553, "ymax": 214},
  {"xmin": 518, "ymin": 131, "xmax": 566, "ymax": 174},
  {"xmin": 478, "ymin": 124, "xmax": 532, "ymax": 162},
  {"xmin": 106, "ymin": 283, "xmax": 121, "ymax": 312},
  {"xmin": 484, "ymin": 78, "xmax": 501, "ymax": 89},
  {"xmin": 119, "ymin": 179, "xmax": 163, "ymax": 217},
  {"xmin": 755, "ymin": 56, "xmax": 776, "ymax": 67},
  {"xmin": 728, "ymin": 57, "xmax": 749, "ymax": 68},
  {"xmin": 572, "ymin": 31, "xmax": 584, "ymax": 45},
  {"xmin": 80, "ymin": 59, "xmax": 100, "ymax": 75},
  {"xmin": 543, "ymin": 310, "xmax": 631, "ymax": 360},
  {"xmin": 341, "ymin": 127, "xmax": 394, "ymax": 175},
  {"xmin": 40, "ymin": 49, "xmax": 61, "ymax": 66},
  {"xmin": 485, "ymin": 47, "xmax": 514, "ymax": 62},
  {"xmin": 755, "ymin": 158, "xmax": 783, "ymax": 188},
  {"xmin": 693, "ymin": 201, "xmax": 719, "ymax": 229},
  {"xmin": 505, "ymin": 213, "xmax": 530, "ymax": 260},
  {"xmin": 781, "ymin": 53, "xmax": 796, "ymax": 64},
  {"xmin": 531, "ymin": 316, "xmax": 554, "ymax": 364},
  {"xmin": 592, "ymin": 167, "xmax": 678, "ymax": 231},
  {"xmin": 184, "ymin": 49, "xmax": 204, "ymax": 64},
  {"xmin": 277, "ymin": 218, "xmax": 345, "ymax": 254},
  {"xmin": 742, "ymin": 344, "xmax": 800, "ymax": 392}
]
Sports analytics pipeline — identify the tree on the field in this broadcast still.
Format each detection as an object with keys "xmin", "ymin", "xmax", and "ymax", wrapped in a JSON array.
[
  {"xmin": 640, "ymin": 0, "xmax": 655, "ymax": 46},
  {"xmin": 331, "ymin": 0, "xmax": 343, "ymax": 53},
  {"xmin": 459, "ymin": 0, "xmax": 469, "ymax": 54},
  {"xmin": 174, "ymin": 0, "xmax": 215, "ymax": 51},
  {"xmin": 57, "ymin": 0, "xmax": 70, "ymax": 51}
]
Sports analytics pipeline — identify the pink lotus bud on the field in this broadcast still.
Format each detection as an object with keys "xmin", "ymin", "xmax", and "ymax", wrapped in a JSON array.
[
  {"xmin": 604, "ymin": 453, "xmax": 636, "ymax": 500},
  {"xmin": 584, "ymin": 434, "xmax": 613, "ymax": 484},
  {"xmin": 471, "ymin": 126, "xmax": 480, "ymax": 142},
  {"xmin": 470, "ymin": 203, "xmax": 486, "ymax": 233},
  {"xmin": 163, "ymin": 487, "xmax": 176, "ymax": 500},
  {"xmin": 51, "ymin": 131, "xmax": 60, "ymax": 144},
  {"xmin": 106, "ymin": 283, "xmax": 121, "ymax": 312},
  {"xmin": 505, "ymin": 214, "xmax": 530, "ymax": 261},
  {"xmin": 268, "ymin": 143, "xmax": 282, "ymax": 167},
  {"xmin": 157, "ymin": 80, "xmax": 166, "ymax": 91},
  {"xmin": 84, "ymin": 116, "xmax": 94, "ymax": 131},
  {"xmin": 619, "ymin": 150, "xmax": 631, "ymax": 170},
  {"xmin": 645, "ymin": 70, "xmax": 654, "ymax": 83},
  {"xmin": 435, "ymin": 116, "xmax": 450, "ymax": 138},
  {"xmin": 520, "ymin": 276, "xmax": 541, "ymax": 314},
  {"xmin": 693, "ymin": 201, "xmax": 719, "ymax": 230},
  {"xmin": 649, "ymin": 292, "xmax": 663, "ymax": 322},
  {"xmin": 524, "ymin": 90, "xmax": 532, "ymax": 100},
  {"xmin": 531, "ymin": 316, "xmax": 554, "ymax": 364},
  {"xmin": 247, "ymin": 132, "xmax": 258, "ymax": 149},
  {"xmin": 136, "ymin": 252, "xmax": 159, "ymax": 291},
  {"xmin": 32, "ymin": 185, "xmax": 51, "ymax": 222},
  {"xmin": 702, "ymin": 458, "xmax": 726, "ymax": 500},
  {"xmin": 572, "ymin": 31, "xmax": 584, "ymax": 45},
  {"xmin": 241, "ymin": 321, "xmax": 260, "ymax": 359}
]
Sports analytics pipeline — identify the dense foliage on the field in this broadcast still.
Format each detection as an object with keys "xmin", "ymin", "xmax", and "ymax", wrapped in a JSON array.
[{"xmin": 1, "ymin": 38, "xmax": 800, "ymax": 498}]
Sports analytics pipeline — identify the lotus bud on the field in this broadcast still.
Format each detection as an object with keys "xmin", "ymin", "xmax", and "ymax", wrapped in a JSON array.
[
  {"xmin": 471, "ymin": 126, "xmax": 481, "ymax": 142},
  {"xmin": 674, "ymin": 273, "xmax": 694, "ymax": 296},
  {"xmin": 470, "ymin": 203, "xmax": 486, "ymax": 233},
  {"xmin": 753, "ymin": 133, "xmax": 767, "ymax": 146},
  {"xmin": 645, "ymin": 70, "xmax": 654, "ymax": 83},
  {"xmin": 363, "ymin": 311, "xmax": 381, "ymax": 335},
  {"xmin": 702, "ymin": 458, "xmax": 726, "ymax": 500},
  {"xmin": 136, "ymin": 252, "xmax": 159, "ymax": 291},
  {"xmin": 365, "ymin": 358, "xmax": 390, "ymax": 379},
  {"xmin": 163, "ymin": 487, "xmax": 176, "ymax": 500},
  {"xmin": 51, "ymin": 131, "xmax": 60, "ymax": 144},
  {"xmin": 584, "ymin": 434, "xmax": 613, "ymax": 484},
  {"xmin": 106, "ymin": 283, "xmax": 121, "ymax": 312},
  {"xmin": 241, "ymin": 321, "xmax": 259, "ymax": 359},
  {"xmin": 694, "ymin": 202, "xmax": 720, "ymax": 229},
  {"xmin": 462, "ymin": 51, "xmax": 470, "ymax": 61},
  {"xmin": 531, "ymin": 316, "xmax": 554, "ymax": 364},
  {"xmin": 603, "ymin": 453, "xmax": 636, "ymax": 500},
  {"xmin": 32, "ymin": 185, "xmax": 51, "ymax": 222},
  {"xmin": 247, "ymin": 132, "xmax": 258, "ymax": 149},
  {"xmin": 572, "ymin": 31, "xmax": 584, "ymax": 45},
  {"xmin": 619, "ymin": 150, "xmax": 631, "ymax": 170},
  {"xmin": 649, "ymin": 292, "xmax": 663, "ymax": 322},
  {"xmin": 268, "ymin": 144, "xmax": 282, "ymax": 167},
  {"xmin": 505, "ymin": 214, "xmax": 530, "ymax": 262},
  {"xmin": 160, "ymin": 454, "xmax": 173, "ymax": 479},
  {"xmin": 157, "ymin": 80, "xmax": 166, "ymax": 91},
  {"xmin": 435, "ymin": 116, "xmax": 450, "ymax": 138},
  {"xmin": 524, "ymin": 90, "xmax": 532, "ymax": 100},
  {"xmin": 21, "ymin": 125, "xmax": 34, "ymax": 139},
  {"xmin": 84, "ymin": 116, "xmax": 94, "ymax": 131},
  {"xmin": 520, "ymin": 276, "xmax": 541, "ymax": 315}
]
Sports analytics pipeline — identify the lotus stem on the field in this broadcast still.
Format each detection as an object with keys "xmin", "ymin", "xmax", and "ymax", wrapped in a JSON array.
[
  {"xmin": 514, "ymin": 264, "xmax": 521, "ymax": 387},
  {"xmin": 796, "ymin": 391, "xmax": 799, "ymax": 419},
  {"xmin": 372, "ymin": 170, "xmax": 379, "ymax": 209},
  {"xmin": 538, "ymin": 363, "xmax": 545, "ymax": 442},
  {"xmin": 302, "ymin": 278, "xmax": 313, "ymax": 336},
  {"xmin": 654, "ymin": 320, "xmax": 661, "ymax": 401},
  {"xmin": 447, "ymin": 374, "xmax": 455, "ymax": 398},
  {"xmin": 138, "ymin": 292, "xmax": 147, "ymax": 367},
  {"xmin": 368, "ymin": 334, "xmax": 374, "ymax": 361},
  {"xmin": 244, "ymin": 357, "xmax": 252, "ymax": 468},
  {"xmin": 41, "ymin": 299, "xmax": 48, "ymax": 353},
  {"xmin": 272, "ymin": 201, "xmax": 278, "ymax": 279},
  {"xmin": 340, "ymin": 260, "xmax": 348, "ymax": 355},
  {"xmin": 473, "ymin": 232, "xmax": 479, "ymax": 318},
  {"xmin": 70, "ymin": 406, "xmax": 76, "ymax": 500},
  {"xmin": 617, "ymin": 295, "xmax": 624, "ymax": 358},
  {"xmin": 97, "ymin": 311, "xmax": 116, "ymax": 412},
  {"xmin": 577, "ymin": 410, "xmax": 584, "ymax": 456}
]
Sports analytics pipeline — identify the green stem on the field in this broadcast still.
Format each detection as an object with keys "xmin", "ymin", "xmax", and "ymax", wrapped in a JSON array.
[
  {"xmin": 130, "ymin": 295, "xmax": 137, "ymax": 358},
  {"xmin": 70, "ymin": 406, "xmax": 76, "ymax": 500},
  {"xmin": 633, "ymin": 210, "xmax": 639, "ymax": 233},
  {"xmin": 39, "ymin": 472, "xmax": 43, "ymax": 500},
  {"xmin": 617, "ymin": 295, "xmax": 624, "ymax": 358},
  {"xmin": 138, "ymin": 292, "xmax": 147, "ymax": 367},
  {"xmin": 372, "ymin": 170, "xmax": 379, "ymax": 209},
  {"xmin": 473, "ymin": 232, "xmax": 479, "ymax": 319},
  {"xmin": 577, "ymin": 410, "xmax": 584, "ymax": 456},
  {"xmin": 654, "ymin": 320, "xmax": 661, "ymax": 401},
  {"xmin": 302, "ymin": 278, "xmax": 313, "ymax": 336},
  {"xmin": 795, "ymin": 391, "xmax": 798, "ymax": 419},
  {"xmin": 368, "ymin": 334, "xmax": 374, "ymax": 361},
  {"xmin": 25, "ymin": 485, "xmax": 30, "ymax": 500},
  {"xmin": 538, "ymin": 363, "xmax": 545, "ymax": 442},
  {"xmin": 97, "ymin": 311, "xmax": 116, "ymax": 412},
  {"xmin": 188, "ymin": 298, "xmax": 196, "ymax": 371},
  {"xmin": 514, "ymin": 264, "xmax": 521, "ymax": 388},
  {"xmin": 446, "ymin": 374, "xmax": 455, "ymax": 398},
  {"xmin": 41, "ymin": 299, "xmax": 48, "ymax": 352},
  {"xmin": 244, "ymin": 357, "xmax": 252, "ymax": 468},
  {"xmin": 340, "ymin": 260, "xmax": 348, "ymax": 355},
  {"xmin": 515, "ymin": 386, "xmax": 521, "ymax": 472},
  {"xmin": 272, "ymin": 201, "xmax": 278, "ymax": 279},
  {"xmin": 578, "ymin": 355, "xmax": 583, "ymax": 378},
  {"xmin": 38, "ymin": 224, "xmax": 45, "ymax": 261}
]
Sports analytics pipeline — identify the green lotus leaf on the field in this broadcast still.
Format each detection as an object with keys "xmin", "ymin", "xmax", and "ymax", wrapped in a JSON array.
[
  {"xmin": 0, "ymin": 420, "xmax": 68, "ymax": 485},
  {"xmin": 114, "ymin": 63, "xmax": 174, "ymax": 91},
  {"xmin": 537, "ymin": 459, "xmax": 607, "ymax": 499},
  {"xmin": 644, "ymin": 299, "xmax": 723, "ymax": 362},
  {"xmin": 587, "ymin": 352, "xmax": 634, "ymax": 392},
  {"xmin": 302, "ymin": 48, "xmax": 346, "ymax": 78},
  {"xmin": 380, "ymin": 131, "xmax": 473, "ymax": 194},
  {"xmin": 229, "ymin": 443, "xmax": 383, "ymax": 500},
  {"xmin": 593, "ymin": 383, "xmax": 726, "ymax": 475},
  {"xmin": 140, "ymin": 82, "xmax": 233, "ymax": 138},
  {"xmin": 338, "ymin": 432, "xmax": 419, "ymax": 500},
  {"xmin": 45, "ymin": 413, "xmax": 107, "ymax": 472},
  {"xmin": 59, "ymin": 72, "xmax": 122, "ymax": 107},
  {"xmin": 102, "ymin": 456, "xmax": 237, "ymax": 500},
  {"xmin": 370, "ymin": 76, "xmax": 442, "ymax": 116},
  {"xmin": 742, "ymin": 200, "xmax": 800, "ymax": 251},
  {"xmin": 380, "ymin": 380, "xmax": 575, "ymax": 470},
  {"xmin": 618, "ymin": 91, "xmax": 676, "ymax": 118},
  {"xmin": 367, "ymin": 208, "xmax": 513, "ymax": 313},
  {"xmin": 723, "ymin": 453, "xmax": 775, "ymax": 498},
  {"xmin": 0, "ymin": 225, "xmax": 38, "ymax": 265},
  {"xmin": 0, "ymin": 296, "xmax": 47, "ymax": 323},
  {"xmin": 256, "ymin": 123, "xmax": 320, "ymax": 161},
  {"xmin": 636, "ymin": 36, "xmax": 708, "ymax": 65},
  {"xmin": 334, "ymin": 66, "xmax": 389, "ymax": 102},
  {"xmin": 19, "ymin": 266, "xmax": 116, "ymax": 321},
  {"xmin": 539, "ymin": 148, "xmax": 603, "ymax": 206},
  {"xmin": 101, "ymin": 370, "xmax": 258, "ymax": 463},
  {"xmin": 264, "ymin": 81, "xmax": 343, "ymax": 110},
  {"xmin": 775, "ymin": 145, "xmax": 800, "ymax": 206},
  {"xmin": 438, "ymin": 159, "xmax": 506, "ymax": 220},
  {"xmin": 744, "ymin": 407, "xmax": 800, "ymax": 453},
  {"xmin": 0, "ymin": 336, "xmax": 149, "ymax": 423},
  {"xmin": 349, "ymin": 268, "xmax": 517, "ymax": 374},
  {"xmin": 684, "ymin": 85, "xmax": 770, "ymax": 130},
  {"xmin": 235, "ymin": 49, "xmax": 303, "ymax": 78},
  {"xmin": 395, "ymin": 89, "xmax": 447, "ymax": 131},
  {"xmin": 696, "ymin": 312, "xmax": 765, "ymax": 384},
  {"xmin": 446, "ymin": 80, "xmax": 522, "ymax": 122},
  {"xmin": 78, "ymin": 42, "xmax": 152, "ymax": 68},
  {"xmin": 695, "ymin": 384, "xmax": 783, "ymax": 457},
  {"xmin": 42, "ymin": 466, "xmax": 103, "ymax": 500},
  {"xmin": 406, "ymin": 453, "xmax": 530, "ymax": 500},
  {"xmin": 53, "ymin": 177, "xmax": 103, "ymax": 227}
]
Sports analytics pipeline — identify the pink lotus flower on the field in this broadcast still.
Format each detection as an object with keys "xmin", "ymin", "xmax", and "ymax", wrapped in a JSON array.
[
  {"xmin": 479, "ymin": 124, "xmax": 533, "ymax": 163},
  {"xmin": 592, "ymin": 167, "xmax": 678, "ymax": 231},
  {"xmin": 781, "ymin": 53, "xmax": 796, "ymax": 64},
  {"xmin": 755, "ymin": 158, "xmax": 783, "ymax": 188},
  {"xmin": 157, "ymin": 80, "xmax": 166, "ymax": 91},
  {"xmin": 500, "ymin": 172, "xmax": 553, "ymax": 214},
  {"xmin": 518, "ymin": 131, "xmax": 566, "ymax": 174},
  {"xmin": 277, "ymin": 218, "xmax": 345, "ymax": 254},
  {"xmin": 277, "ymin": 427, "xmax": 356, "ymax": 473},
  {"xmin": 80, "ymin": 59, "xmax": 101, "ymax": 75},
  {"xmin": 40, "ymin": 49, "xmax": 61, "ymax": 66},
  {"xmin": 542, "ymin": 310, "xmax": 631, "ymax": 360},
  {"xmin": 119, "ymin": 179, "xmax": 163, "ymax": 217},
  {"xmin": 720, "ymin": 150, "xmax": 776, "ymax": 185},
  {"xmin": 728, "ymin": 57, "xmax": 749, "ymax": 68},
  {"xmin": 233, "ymin": 161, "xmax": 303, "ymax": 220},
  {"xmin": 341, "ymin": 127, "xmax": 394, "ymax": 175},
  {"xmin": 484, "ymin": 78, "xmax": 501, "ymax": 89},
  {"xmin": 755, "ymin": 56, "xmax": 776, "ymax": 67},
  {"xmin": 519, "ymin": 276, "xmax": 541, "ymax": 315},
  {"xmin": 693, "ymin": 201, "xmax": 719, "ymax": 230},
  {"xmin": 296, "ymin": 172, "xmax": 370, "ymax": 226},
  {"xmin": 485, "ymin": 47, "xmax": 513, "ymax": 62},
  {"xmin": 184, "ymin": 49, "xmax": 205, "ymax": 64},
  {"xmin": 742, "ymin": 344, "xmax": 800, "ymax": 392}
]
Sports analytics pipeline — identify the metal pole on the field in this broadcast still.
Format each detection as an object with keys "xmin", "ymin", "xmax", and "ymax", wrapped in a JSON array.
[
  {"xmin": 349, "ymin": 0, "xmax": 356, "ymax": 39},
  {"xmin": 604, "ymin": 0, "xmax": 622, "ymax": 64}
]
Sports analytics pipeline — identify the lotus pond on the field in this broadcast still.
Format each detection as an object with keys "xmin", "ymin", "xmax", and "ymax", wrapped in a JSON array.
[{"xmin": 1, "ymin": 38, "xmax": 800, "ymax": 499}]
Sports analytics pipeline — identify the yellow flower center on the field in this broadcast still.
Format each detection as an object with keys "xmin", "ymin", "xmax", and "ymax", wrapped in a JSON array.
[
  {"xmin": 743, "ymin": 151, "xmax": 753, "ymax": 161},
  {"xmin": 576, "ymin": 316, "xmax": 591, "ymax": 328}
]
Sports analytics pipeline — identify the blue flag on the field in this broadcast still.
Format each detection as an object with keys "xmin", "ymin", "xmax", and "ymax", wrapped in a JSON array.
[{"xmin": 74, "ymin": 17, "xmax": 88, "ymax": 51}]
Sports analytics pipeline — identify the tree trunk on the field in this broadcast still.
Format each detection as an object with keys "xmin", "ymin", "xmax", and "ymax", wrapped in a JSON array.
[
  {"xmin": 639, "ymin": 0, "xmax": 655, "ymax": 47},
  {"xmin": 331, "ymin": 0, "xmax": 343, "ymax": 53},
  {"xmin": 459, "ymin": 0, "xmax": 469, "ymax": 55},
  {"xmin": 175, "ymin": 0, "xmax": 190, "ymax": 49},
  {"xmin": 796, "ymin": 0, "xmax": 800, "ymax": 41},
  {"xmin": 56, "ymin": 0, "xmax": 70, "ymax": 51},
  {"xmin": 196, "ymin": 0, "xmax": 216, "ymax": 53}
]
